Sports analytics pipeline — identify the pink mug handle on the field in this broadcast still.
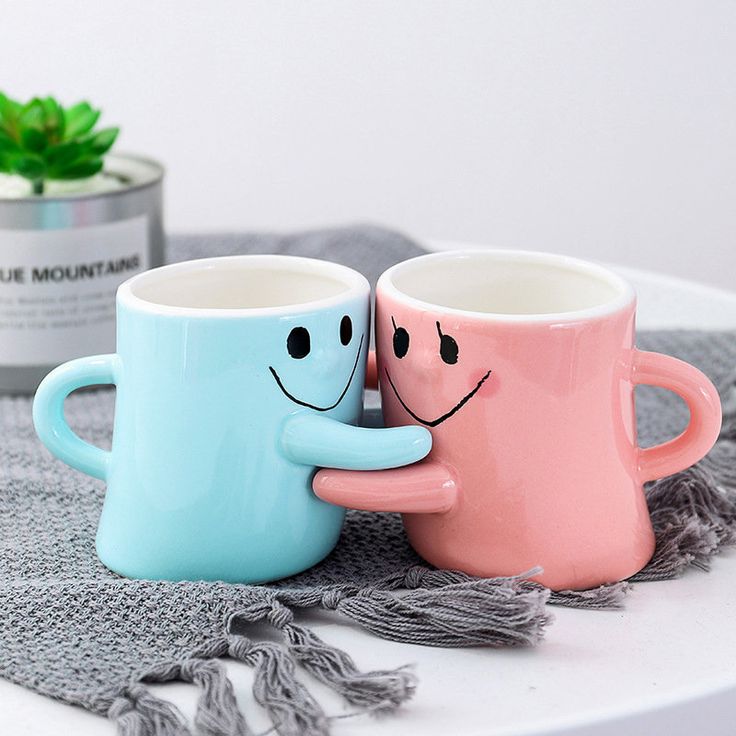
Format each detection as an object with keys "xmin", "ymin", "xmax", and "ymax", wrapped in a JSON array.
[{"xmin": 632, "ymin": 349, "xmax": 722, "ymax": 482}]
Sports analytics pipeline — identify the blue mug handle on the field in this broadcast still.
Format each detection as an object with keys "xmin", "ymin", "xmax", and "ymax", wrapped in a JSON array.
[{"xmin": 33, "ymin": 354, "xmax": 120, "ymax": 481}]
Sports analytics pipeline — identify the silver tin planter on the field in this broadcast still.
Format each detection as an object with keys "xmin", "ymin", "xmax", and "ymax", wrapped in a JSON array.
[{"xmin": 0, "ymin": 153, "xmax": 164, "ymax": 394}]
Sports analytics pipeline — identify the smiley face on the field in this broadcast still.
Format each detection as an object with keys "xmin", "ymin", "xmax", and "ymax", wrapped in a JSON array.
[
  {"xmin": 269, "ymin": 314, "xmax": 365, "ymax": 411},
  {"xmin": 384, "ymin": 317, "xmax": 492, "ymax": 427}
]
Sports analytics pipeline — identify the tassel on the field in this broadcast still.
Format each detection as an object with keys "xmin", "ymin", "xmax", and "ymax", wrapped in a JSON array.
[
  {"xmin": 228, "ymin": 600, "xmax": 416, "ymax": 716},
  {"xmin": 179, "ymin": 659, "xmax": 251, "ymax": 736},
  {"xmin": 639, "ymin": 465, "xmax": 735, "ymax": 580},
  {"xmin": 128, "ymin": 655, "xmax": 251, "ymax": 736},
  {"xmin": 647, "ymin": 465, "xmax": 736, "ymax": 546},
  {"xmin": 631, "ymin": 465, "xmax": 736, "ymax": 582},
  {"xmin": 108, "ymin": 684, "xmax": 190, "ymax": 736},
  {"xmin": 332, "ymin": 578, "xmax": 551, "ymax": 647},
  {"xmin": 282, "ymin": 621, "xmax": 417, "ymax": 713},
  {"xmin": 229, "ymin": 636, "xmax": 329, "ymax": 736},
  {"xmin": 548, "ymin": 582, "xmax": 629, "ymax": 608},
  {"xmin": 633, "ymin": 518, "xmax": 717, "ymax": 581},
  {"xmin": 231, "ymin": 597, "xmax": 416, "ymax": 714}
]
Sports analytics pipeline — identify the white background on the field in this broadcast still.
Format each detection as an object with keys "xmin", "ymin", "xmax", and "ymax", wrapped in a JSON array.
[{"xmin": 1, "ymin": 1, "xmax": 735, "ymax": 287}]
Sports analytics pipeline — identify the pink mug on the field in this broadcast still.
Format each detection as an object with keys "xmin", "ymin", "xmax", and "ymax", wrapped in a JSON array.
[{"xmin": 314, "ymin": 250, "xmax": 722, "ymax": 590}]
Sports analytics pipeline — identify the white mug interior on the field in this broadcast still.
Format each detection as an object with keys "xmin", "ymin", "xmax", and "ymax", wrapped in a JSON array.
[
  {"xmin": 380, "ymin": 249, "xmax": 635, "ymax": 320},
  {"xmin": 118, "ymin": 255, "xmax": 369, "ymax": 314}
]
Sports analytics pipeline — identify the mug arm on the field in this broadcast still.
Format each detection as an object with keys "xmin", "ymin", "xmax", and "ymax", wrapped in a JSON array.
[
  {"xmin": 633, "ymin": 349, "xmax": 722, "ymax": 482},
  {"xmin": 313, "ymin": 462, "xmax": 457, "ymax": 513},
  {"xmin": 32, "ymin": 354, "xmax": 120, "ymax": 481},
  {"xmin": 280, "ymin": 413, "xmax": 431, "ymax": 470}
]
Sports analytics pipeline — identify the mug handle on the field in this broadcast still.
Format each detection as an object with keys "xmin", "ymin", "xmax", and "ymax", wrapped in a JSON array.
[
  {"xmin": 33, "ymin": 354, "xmax": 120, "ymax": 481},
  {"xmin": 632, "ymin": 349, "xmax": 722, "ymax": 482}
]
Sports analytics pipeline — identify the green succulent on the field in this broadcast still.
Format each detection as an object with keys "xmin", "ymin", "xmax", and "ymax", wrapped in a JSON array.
[{"xmin": 0, "ymin": 92, "xmax": 119, "ymax": 195}]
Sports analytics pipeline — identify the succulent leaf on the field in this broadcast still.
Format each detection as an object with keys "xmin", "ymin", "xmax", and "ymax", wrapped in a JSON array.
[
  {"xmin": 12, "ymin": 155, "xmax": 46, "ymax": 180},
  {"xmin": 19, "ymin": 98, "xmax": 45, "ymax": 129},
  {"xmin": 64, "ymin": 102, "xmax": 101, "ymax": 138},
  {"xmin": 0, "ymin": 93, "xmax": 16, "ymax": 133},
  {"xmin": 0, "ymin": 91, "xmax": 119, "ymax": 191},
  {"xmin": 0, "ymin": 130, "xmax": 21, "ymax": 154},
  {"xmin": 87, "ymin": 127, "xmax": 119, "ymax": 156},
  {"xmin": 45, "ymin": 140, "xmax": 83, "ymax": 168},
  {"xmin": 52, "ymin": 158, "xmax": 103, "ymax": 180},
  {"xmin": 40, "ymin": 96, "xmax": 64, "ymax": 142},
  {"xmin": 21, "ymin": 128, "xmax": 48, "ymax": 153}
]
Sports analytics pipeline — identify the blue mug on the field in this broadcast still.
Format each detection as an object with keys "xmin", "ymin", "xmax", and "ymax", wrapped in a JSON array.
[{"xmin": 33, "ymin": 255, "xmax": 431, "ymax": 582}]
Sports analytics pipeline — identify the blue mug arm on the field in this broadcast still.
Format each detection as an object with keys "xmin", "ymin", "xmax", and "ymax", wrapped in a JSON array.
[
  {"xmin": 280, "ymin": 413, "xmax": 431, "ymax": 470},
  {"xmin": 33, "ymin": 354, "xmax": 119, "ymax": 481}
]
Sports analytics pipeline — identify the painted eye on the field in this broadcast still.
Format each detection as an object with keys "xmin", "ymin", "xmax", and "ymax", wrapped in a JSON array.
[
  {"xmin": 440, "ymin": 335, "xmax": 459, "ymax": 364},
  {"xmin": 392, "ymin": 317, "xmax": 409, "ymax": 359},
  {"xmin": 287, "ymin": 326, "xmax": 310, "ymax": 359},
  {"xmin": 436, "ymin": 321, "xmax": 458, "ymax": 364},
  {"xmin": 340, "ymin": 315, "xmax": 352, "ymax": 345}
]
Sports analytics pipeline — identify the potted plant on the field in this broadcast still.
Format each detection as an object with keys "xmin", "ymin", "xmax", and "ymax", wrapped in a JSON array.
[{"xmin": 0, "ymin": 92, "xmax": 164, "ymax": 394}]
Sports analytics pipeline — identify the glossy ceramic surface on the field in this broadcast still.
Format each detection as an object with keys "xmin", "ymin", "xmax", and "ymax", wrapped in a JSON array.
[
  {"xmin": 33, "ymin": 255, "xmax": 431, "ymax": 583},
  {"xmin": 314, "ymin": 250, "xmax": 722, "ymax": 590}
]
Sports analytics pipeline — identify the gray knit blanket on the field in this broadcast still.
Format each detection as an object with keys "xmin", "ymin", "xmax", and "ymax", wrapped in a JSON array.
[{"xmin": 1, "ymin": 227, "xmax": 735, "ymax": 736}]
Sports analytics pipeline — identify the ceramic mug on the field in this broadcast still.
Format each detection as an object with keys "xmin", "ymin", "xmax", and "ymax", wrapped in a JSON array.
[
  {"xmin": 33, "ymin": 255, "xmax": 431, "ymax": 583},
  {"xmin": 314, "ymin": 250, "xmax": 722, "ymax": 590}
]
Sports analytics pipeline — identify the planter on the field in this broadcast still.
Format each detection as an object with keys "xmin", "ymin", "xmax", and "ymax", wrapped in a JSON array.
[{"xmin": 0, "ymin": 153, "xmax": 164, "ymax": 394}]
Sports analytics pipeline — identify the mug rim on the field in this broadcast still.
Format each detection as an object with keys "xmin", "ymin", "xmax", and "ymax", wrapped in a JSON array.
[
  {"xmin": 117, "ymin": 254, "xmax": 370, "ymax": 317},
  {"xmin": 377, "ymin": 248, "xmax": 636, "ymax": 322}
]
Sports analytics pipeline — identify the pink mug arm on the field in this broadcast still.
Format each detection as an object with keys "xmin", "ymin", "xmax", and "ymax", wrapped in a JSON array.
[
  {"xmin": 633, "ymin": 349, "xmax": 722, "ymax": 482},
  {"xmin": 313, "ymin": 461, "xmax": 457, "ymax": 513},
  {"xmin": 365, "ymin": 349, "xmax": 378, "ymax": 390}
]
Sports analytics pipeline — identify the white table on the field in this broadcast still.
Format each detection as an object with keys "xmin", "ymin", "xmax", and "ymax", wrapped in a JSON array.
[{"xmin": 3, "ymin": 261, "xmax": 736, "ymax": 735}]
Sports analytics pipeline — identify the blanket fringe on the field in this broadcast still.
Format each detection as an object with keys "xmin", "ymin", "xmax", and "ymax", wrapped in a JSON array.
[
  {"xmin": 548, "ymin": 582, "xmax": 630, "ymax": 608},
  {"xmin": 631, "ymin": 464, "xmax": 736, "ymax": 582},
  {"xmin": 231, "ymin": 599, "xmax": 416, "ymax": 715},
  {"xmin": 178, "ymin": 658, "xmax": 250, "ymax": 736},
  {"xmin": 281, "ymin": 621, "xmax": 417, "ymax": 712},
  {"xmin": 109, "ymin": 654, "xmax": 252, "ymax": 736},
  {"xmin": 222, "ymin": 565, "xmax": 554, "ymax": 729},
  {"xmin": 330, "ymin": 578, "xmax": 551, "ymax": 647},
  {"xmin": 228, "ymin": 636, "xmax": 329, "ymax": 736},
  {"xmin": 109, "ymin": 683, "xmax": 191, "ymax": 736},
  {"xmin": 276, "ymin": 566, "xmax": 552, "ymax": 648}
]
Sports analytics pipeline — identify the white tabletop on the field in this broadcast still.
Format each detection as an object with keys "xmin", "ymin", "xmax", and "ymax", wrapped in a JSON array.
[{"xmin": 3, "ymin": 260, "xmax": 736, "ymax": 735}]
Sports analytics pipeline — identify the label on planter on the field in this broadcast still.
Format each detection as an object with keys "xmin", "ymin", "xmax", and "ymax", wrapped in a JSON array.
[{"xmin": 0, "ymin": 216, "xmax": 149, "ymax": 366}]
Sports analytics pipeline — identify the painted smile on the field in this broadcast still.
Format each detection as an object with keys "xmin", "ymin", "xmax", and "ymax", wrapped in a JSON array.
[
  {"xmin": 270, "ymin": 333, "xmax": 365, "ymax": 412},
  {"xmin": 384, "ymin": 366, "xmax": 492, "ymax": 427}
]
